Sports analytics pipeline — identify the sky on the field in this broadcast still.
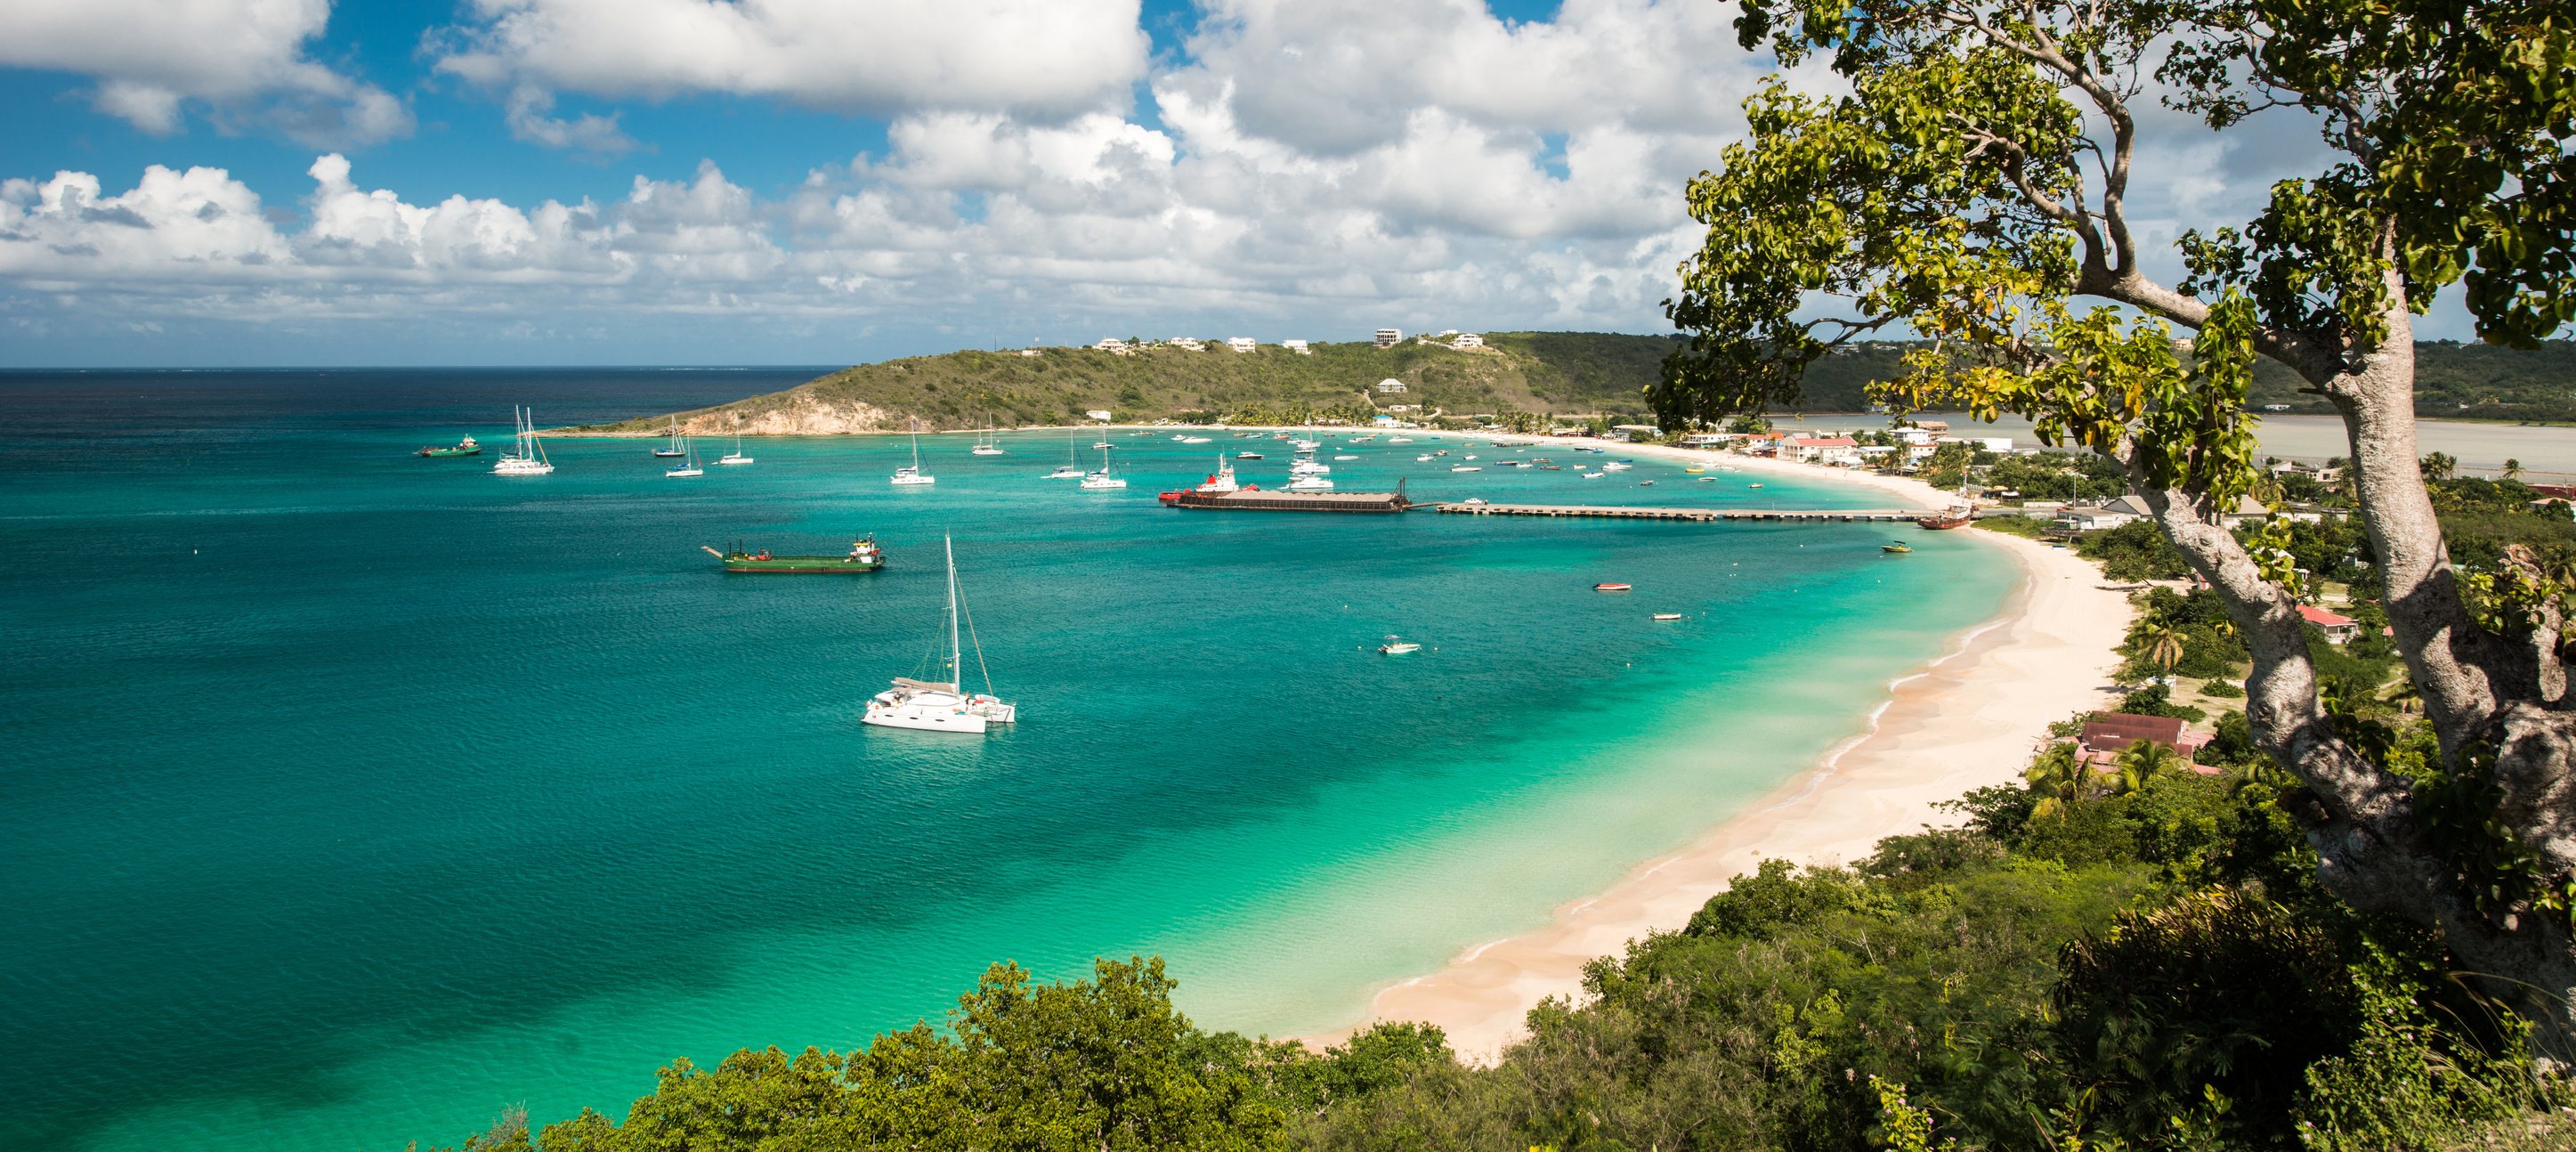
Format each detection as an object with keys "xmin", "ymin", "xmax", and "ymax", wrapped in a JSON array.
[{"xmin": 0, "ymin": 0, "xmax": 2495, "ymax": 368}]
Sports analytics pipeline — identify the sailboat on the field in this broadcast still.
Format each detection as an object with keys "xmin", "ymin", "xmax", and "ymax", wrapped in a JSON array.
[
  {"xmin": 652, "ymin": 417, "xmax": 687, "ymax": 458},
  {"xmin": 861, "ymin": 536, "xmax": 1016, "ymax": 734},
  {"xmin": 1080, "ymin": 444, "xmax": 1127, "ymax": 489},
  {"xmin": 972, "ymin": 416, "xmax": 1006, "ymax": 456},
  {"xmin": 717, "ymin": 432, "xmax": 754, "ymax": 466},
  {"xmin": 666, "ymin": 435, "xmax": 703, "ymax": 477},
  {"xmin": 492, "ymin": 407, "xmax": 555, "ymax": 475},
  {"xmin": 891, "ymin": 428, "xmax": 936, "ymax": 485},
  {"xmin": 1044, "ymin": 430, "xmax": 1085, "ymax": 479}
]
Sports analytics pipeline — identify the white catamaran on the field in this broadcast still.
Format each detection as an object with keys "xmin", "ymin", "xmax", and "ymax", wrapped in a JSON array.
[
  {"xmin": 1079, "ymin": 445, "xmax": 1127, "ymax": 489},
  {"xmin": 891, "ymin": 428, "xmax": 936, "ymax": 485},
  {"xmin": 493, "ymin": 407, "xmax": 555, "ymax": 475},
  {"xmin": 862, "ymin": 536, "xmax": 1017, "ymax": 734}
]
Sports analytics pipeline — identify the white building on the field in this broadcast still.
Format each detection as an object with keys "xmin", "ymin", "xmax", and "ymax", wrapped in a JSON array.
[
  {"xmin": 1787, "ymin": 436, "xmax": 1861, "ymax": 466},
  {"xmin": 1018, "ymin": 348, "xmax": 1041, "ymax": 357},
  {"xmin": 1095, "ymin": 337, "xmax": 1130, "ymax": 354},
  {"xmin": 1452, "ymin": 333, "xmax": 1484, "ymax": 348},
  {"xmin": 1086, "ymin": 410, "xmax": 1114, "ymax": 422},
  {"xmin": 1227, "ymin": 337, "xmax": 1257, "ymax": 353},
  {"xmin": 1374, "ymin": 378, "xmax": 1407, "ymax": 393},
  {"xmin": 1282, "ymin": 339, "xmax": 1310, "ymax": 354},
  {"xmin": 1169, "ymin": 337, "xmax": 1204, "ymax": 351},
  {"xmin": 1374, "ymin": 328, "xmax": 1403, "ymax": 347}
]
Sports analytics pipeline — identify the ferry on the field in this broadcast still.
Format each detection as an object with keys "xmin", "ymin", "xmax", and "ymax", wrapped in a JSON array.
[{"xmin": 703, "ymin": 536, "xmax": 883, "ymax": 573}]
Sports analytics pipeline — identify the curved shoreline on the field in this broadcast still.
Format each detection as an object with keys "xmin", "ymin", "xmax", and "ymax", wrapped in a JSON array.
[{"xmin": 1300, "ymin": 446, "xmax": 2134, "ymax": 1062}]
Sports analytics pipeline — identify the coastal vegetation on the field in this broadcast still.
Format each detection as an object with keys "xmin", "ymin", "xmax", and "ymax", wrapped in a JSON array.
[
  {"xmin": 1655, "ymin": 0, "xmax": 2576, "ymax": 1050},
  {"xmin": 576, "ymin": 335, "xmax": 2572, "ymax": 438}
]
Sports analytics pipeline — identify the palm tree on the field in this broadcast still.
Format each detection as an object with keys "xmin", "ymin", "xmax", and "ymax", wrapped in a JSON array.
[
  {"xmin": 2421, "ymin": 451, "xmax": 2457, "ymax": 482},
  {"xmin": 2111, "ymin": 739, "xmax": 2184, "ymax": 795},
  {"xmin": 2025, "ymin": 743, "xmax": 2086, "ymax": 819},
  {"xmin": 2140, "ymin": 625, "xmax": 2186, "ymax": 681},
  {"xmin": 2504, "ymin": 458, "xmax": 2524, "ymax": 482}
]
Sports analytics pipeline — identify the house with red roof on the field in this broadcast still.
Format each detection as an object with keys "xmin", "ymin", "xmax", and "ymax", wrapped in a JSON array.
[{"xmin": 2298, "ymin": 604, "xmax": 2359, "ymax": 644}]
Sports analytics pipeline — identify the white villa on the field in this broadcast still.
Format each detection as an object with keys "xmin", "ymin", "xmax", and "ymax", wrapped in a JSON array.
[
  {"xmin": 1453, "ymin": 333, "xmax": 1484, "ymax": 348},
  {"xmin": 1169, "ymin": 337, "xmax": 1204, "ymax": 351},
  {"xmin": 1374, "ymin": 378, "xmax": 1407, "ymax": 393},
  {"xmin": 1095, "ymin": 337, "xmax": 1131, "ymax": 354},
  {"xmin": 1374, "ymin": 328, "xmax": 1403, "ymax": 347},
  {"xmin": 1282, "ymin": 339, "xmax": 1310, "ymax": 354},
  {"xmin": 1227, "ymin": 337, "xmax": 1257, "ymax": 352}
]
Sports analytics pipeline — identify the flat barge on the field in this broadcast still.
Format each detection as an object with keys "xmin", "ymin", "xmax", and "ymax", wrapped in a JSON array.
[
  {"xmin": 703, "ymin": 536, "xmax": 884, "ymax": 573},
  {"xmin": 1167, "ymin": 482, "xmax": 1417, "ymax": 514}
]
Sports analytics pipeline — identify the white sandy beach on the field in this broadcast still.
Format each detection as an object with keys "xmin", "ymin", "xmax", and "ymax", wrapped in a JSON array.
[{"xmin": 1306, "ymin": 438, "xmax": 2135, "ymax": 1062}]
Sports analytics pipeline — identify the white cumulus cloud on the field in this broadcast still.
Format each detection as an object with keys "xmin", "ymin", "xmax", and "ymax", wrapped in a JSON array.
[
  {"xmin": 435, "ymin": 0, "xmax": 1151, "ymax": 126},
  {"xmin": 0, "ymin": 0, "xmax": 410, "ymax": 144}
]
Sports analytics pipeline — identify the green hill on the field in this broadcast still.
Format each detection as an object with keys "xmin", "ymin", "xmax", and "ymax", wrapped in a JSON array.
[
  {"xmin": 565, "ymin": 332, "xmax": 1685, "ymax": 436},
  {"xmin": 573, "ymin": 335, "xmax": 2575, "ymax": 435}
]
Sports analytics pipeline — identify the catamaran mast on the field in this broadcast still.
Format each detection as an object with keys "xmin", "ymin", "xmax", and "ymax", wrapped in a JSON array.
[{"xmin": 944, "ymin": 535, "xmax": 961, "ymax": 688}]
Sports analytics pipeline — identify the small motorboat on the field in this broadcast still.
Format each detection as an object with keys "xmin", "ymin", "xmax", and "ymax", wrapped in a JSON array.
[
  {"xmin": 1238, "ymin": 451, "xmax": 1265, "ymax": 459},
  {"xmin": 1683, "ymin": 466, "xmax": 1705, "ymax": 475},
  {"xmin": 1749, "ymin": 483, "xmax": 1765, "ymax": 489},
  {"xmin": 1594, "ymin": 582, "xmax": 1632, "ymax": 592},
  {"xmin": 1882, "ymin": 542, "xmax": 1914, "ymax": 554},
  {"xmin": 1639, "ymin": 480, "xmax": 1657, "ymax": 486},
  {"xmin": 1583, "ymin": 471, "xmax": 1606, "ymax": 478},
  {"xmin": 1379, "ymin": 636, "xmax": 1422, "ymax": 655},
  {"xmin": 1653, "ymin": 613, "xmax": 1683, "ymax": 621},
  {"xmin": 1333, "ymin": 455, "xmax": 1358, "ymax": 460},
  {"xmin": 1450, "ymin": 465, "xmax": 1481, "ymax": 472}
]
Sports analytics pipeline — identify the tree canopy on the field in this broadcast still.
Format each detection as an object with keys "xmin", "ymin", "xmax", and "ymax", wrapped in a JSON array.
[{"xmin": 1656, "ymin": 0, "xmax": 2576, "ymax": 1050}]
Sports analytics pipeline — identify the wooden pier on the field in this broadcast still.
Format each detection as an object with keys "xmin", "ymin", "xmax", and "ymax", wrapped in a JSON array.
[{"xmin": 1433, "ymin": 502, "xmax": 1937, "ymax": 523}]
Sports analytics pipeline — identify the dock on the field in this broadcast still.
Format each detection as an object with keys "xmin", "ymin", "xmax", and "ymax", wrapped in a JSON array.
[{"xmin": 1433, "ymin": 503, "xmax": 1938, "ymax": 523}]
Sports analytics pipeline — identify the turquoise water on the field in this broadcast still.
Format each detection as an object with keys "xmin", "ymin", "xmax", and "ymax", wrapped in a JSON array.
[{"xmin": 0, "ymin": 371, "xmax": 2013, "ymax": 1152}]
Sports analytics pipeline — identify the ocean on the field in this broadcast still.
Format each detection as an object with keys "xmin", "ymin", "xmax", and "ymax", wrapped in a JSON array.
[{"xmin": 0, "ymin": 369, "xmax": 2014, "ymax": 1152}]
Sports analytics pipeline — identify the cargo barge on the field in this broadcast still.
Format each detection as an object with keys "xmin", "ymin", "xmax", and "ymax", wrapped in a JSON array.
[
  {"xmin": 702, "ymin": 536, "xmax": 885, "ymax": 572},
  {"xmin": 1163, "ymin": 479, "xmax": 1417, "ymax": 514}
]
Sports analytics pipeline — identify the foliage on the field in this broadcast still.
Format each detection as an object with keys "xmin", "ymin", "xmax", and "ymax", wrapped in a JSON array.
[{"xmin": 2078, "ymin": 520, "xmax": 2193, "ymax": 582}]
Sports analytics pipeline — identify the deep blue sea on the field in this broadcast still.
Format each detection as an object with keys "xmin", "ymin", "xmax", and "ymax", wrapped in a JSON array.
[{"xmin": 0, "ymin": 369, "xmax": 2013, "ymax": 1152}]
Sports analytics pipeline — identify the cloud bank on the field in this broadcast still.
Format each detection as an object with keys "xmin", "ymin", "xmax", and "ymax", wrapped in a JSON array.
[{"xmin": 0, "ymin": 0, "xmax": 409, "ymax": 144}]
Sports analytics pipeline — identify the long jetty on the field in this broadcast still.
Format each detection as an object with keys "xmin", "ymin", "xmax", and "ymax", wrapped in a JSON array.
[{"xmin": 1432, "ymin": 502, "xmax": 1938, "ymax": 523}]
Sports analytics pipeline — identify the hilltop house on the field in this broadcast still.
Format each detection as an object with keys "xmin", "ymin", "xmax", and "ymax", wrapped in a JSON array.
[
  {"xmin": 1282, "ymin": 339, "xmax": 1310, "ymax": 354},
  {"xmin": 1169, "ymin": 337, "xmax": 1204, "ymax": 351},
  {"xmin": 1453, "ymin": 333, "xmax": 1484, "ymax": 348},
  {"xmin": 1227, "ymin": 337, "xmax": 1257, "ymax": 352},
  {"xmin": 1094, "ymin": 337, "xmax": 1131, "ymax": 354},
  {"xmin": 1375, "ymin": 378, "xmax": 1407, "ymax": 393},
  {"xmin": 1374, "ymin": 328, "xmax": 1403, "ymax": 347}
]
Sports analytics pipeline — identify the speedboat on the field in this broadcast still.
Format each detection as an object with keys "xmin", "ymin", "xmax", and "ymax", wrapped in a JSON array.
[
  {"xmin": 1653, "ymin": 613, "xmax": 1683, "ymax": 621},
  {"xmin": 1450, "ymin": 465, "xmax": 1481, "ymax": 472},
  {"xmin": 1333, "ymin": 454, "xmax": 1358, "ymax": 461},
  {"xmin": 1582, "ymin": 471, "xmax": 1606, "ymax": 479},
  {"xmin": 1236, "ymin": 451, "xmax": 1265, "ymax": 459},
  {"xmin": 1379, "ymin": 636, "xmax": 1422, "ymax": 655}
]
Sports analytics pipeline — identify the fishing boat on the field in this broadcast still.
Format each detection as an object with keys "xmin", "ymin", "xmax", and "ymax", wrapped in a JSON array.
[
  {"xmin": 717, "ymin": 433, "xmax": 754, "ymax": 466},
  {"xmin": 701, "ymin": 536, "xmax": 882, "ymax": 573},
  {"xmin": 861, "ymin": 537, "xmax": 1015, "ymax": 734},
  {"xmin": 1379, "ymin": 636, "xmax": 1422, "ymax": 655},
  {"xmin": 1882, "ymin": 541, "xmax": 1914, "ymax": 554},
  {"xmin": 666, "ymin": 436, "xmax": 704, "ymax": 477},
  {"xmin": 1046, "ymin": 431, "xmax": 1085, "ymax": 478},
  {"xmin": 417, "ymin": 435, "xmax": 481, "ymax": 458},
  {"xmin": 1916, "ymin": 507, "xmax": 1974, "ymax": 530},
  {"xmin": 492, "ymin": 407, "xmax": 555, "ymax": 475},
  {"xmin": 1594, "ymin": 582, "xmax": 1632, "ymax": 592},
  {"xmin": 1653, "ymin": 613, "xmax": 1683, "ymax": 621},
  {"xmin": 891, "ymin": 429, "xmax": 935, "ymax": 485},
  {"xmin": 1080, "ymin": 445, "xmax": 1127, "ymax": 489},
  {"xmin": 652, "ymin": 418, "xmax": 687, "ymax": 458}
]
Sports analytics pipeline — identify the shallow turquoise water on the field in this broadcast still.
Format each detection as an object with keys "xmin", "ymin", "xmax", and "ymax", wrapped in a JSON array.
[{"xmin": 0, "ymin": 372, "xmax": 2013, "ymax": 1152}]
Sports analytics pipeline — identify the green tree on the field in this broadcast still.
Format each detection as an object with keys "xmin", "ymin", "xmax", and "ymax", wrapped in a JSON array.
[
  {"xmin": 2113, "ymin": 739, "xmax": 2187, "ymax": 796},
  {"xmin": 2503, "ymin": 458, "xmax": 2524, "ymax": 482},
  {"xmin": 2025, "ymin": 742, "xmax": 2086, "ymax": 819},
  {"xmin": 2421, "ymin": 451, "xmax": 2459, "ymax": 482},
  {"xmin": 1657, "ymin": 0, "xmax": 2576, "ymax": 1044},
  {"xmin": 2140, "ymin": 624, "xmax": 2187, "ymax": 680}
]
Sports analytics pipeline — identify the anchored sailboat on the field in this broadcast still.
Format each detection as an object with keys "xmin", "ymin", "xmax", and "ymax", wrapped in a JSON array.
[
  {"xmin": 972, "ymin": 415, "xmax": 1006, "ymax": 456},
  {"xmin": 1045, "ymin": 429, "xmax": 1085, "ymax": 479},
  {"xmin": 492, "ymin": 407, "xmax": 555, "ymax": 475},
  {"xmin": 862, "ymin": 536, "xmax": 1016, "ymax": 734},
  {"xmin": 666, "ymin": 435, "xmax": 703, "ymax": 477},
  {"xmin": 652, "ymin": 417, "xmax": 687, "ymax": 458},
  {"xmin": 717, "ymin": 432, "xmax": 753, "ymax": 466},
  {"xmin": 891, "ymin": 428, "xmax": 936, "ymax": 485}
]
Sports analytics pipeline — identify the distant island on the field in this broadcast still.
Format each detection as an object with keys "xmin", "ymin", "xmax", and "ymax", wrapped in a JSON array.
[{"xmin": 563, "ymin": 334, "xmax": 2576, "ymax": 435}]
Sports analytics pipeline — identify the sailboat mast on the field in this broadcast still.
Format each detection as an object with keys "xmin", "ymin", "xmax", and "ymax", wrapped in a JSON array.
[{"xmin": 944, "ymin": 535, "xmax": 962, "ymax": 687}]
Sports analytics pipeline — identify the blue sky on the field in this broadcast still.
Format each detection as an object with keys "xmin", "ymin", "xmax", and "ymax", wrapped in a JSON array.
[{"xmin": 0, "ymin": 0, "xmax": 2488, "ymax": 368}]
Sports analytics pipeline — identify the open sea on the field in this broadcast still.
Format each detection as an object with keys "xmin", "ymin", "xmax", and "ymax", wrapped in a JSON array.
[{"xmin": 0, "ymin": 369, "xmax": 2015, "ymax": 1152}]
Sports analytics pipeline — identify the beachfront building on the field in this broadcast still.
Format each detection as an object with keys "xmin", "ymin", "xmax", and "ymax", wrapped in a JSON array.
[
  {"xmin": 1282, "ymin": 339, "xmax": 1310, "ymax": 354},
  {"xmin": 1453, "ymin": 333, "xmax": 1485, "ymax": 348},
  {"xmin": 1375, "ymin": 378, "xmax": 1407, "ymax": 393},
  {"xmin": 1788, "ymin": 435, "xmax": 1861, "ymax": 466},
  {"xmin": 2053, "ymin": 495, "xmax": 2151, "ymax": 532},
  {"xmin": 2078, "ymin": 713, "xmax": 2215, "ymax": 773},
  {"xmin": 2298, "ymin": 605, "xmax": 2360, "ymax": 644},
  {"xmin": 1374, "ymin": 328, "xmax": 1403, "ymax": 347},
  {"xmin": 1681, "ymin": 433, "xmax": 1737, "ymax": 448},
  {"xmin": 1942, "ymin": 434, "xmax": 2015, "ymax": 453}
]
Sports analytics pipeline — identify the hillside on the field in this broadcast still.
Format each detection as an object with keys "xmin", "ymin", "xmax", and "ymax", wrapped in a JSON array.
[
  {"xmin": 573, "ymin": 335, "xmax": 2576, "ymax": 435},
  {"xmin": 565, "ymin": 332, "xmax": 1685, "ymax": 435}
]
